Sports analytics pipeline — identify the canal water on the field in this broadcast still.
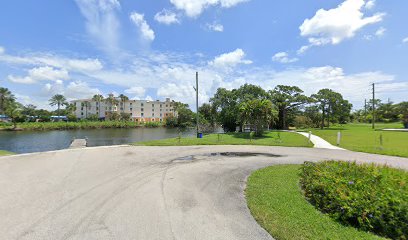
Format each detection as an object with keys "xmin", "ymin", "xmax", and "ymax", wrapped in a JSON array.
[{"xmin": 0, "ymin": 128, "xmax": 196, "ymax": 154}]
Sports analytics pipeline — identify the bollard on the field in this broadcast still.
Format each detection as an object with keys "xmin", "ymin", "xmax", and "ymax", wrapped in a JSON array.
[
  {"xmin": 308, "ymin": 131, "xmax": 312, "ymax": 143},
  {"xmin": 337, "ymin": 132, "xmax": 341, "ymax": 146}
]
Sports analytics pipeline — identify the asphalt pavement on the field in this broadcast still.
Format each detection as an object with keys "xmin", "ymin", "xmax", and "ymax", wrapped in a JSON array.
[{"xmin": 1, "ymin": 145, "xmax": 407, "ymax": 240}]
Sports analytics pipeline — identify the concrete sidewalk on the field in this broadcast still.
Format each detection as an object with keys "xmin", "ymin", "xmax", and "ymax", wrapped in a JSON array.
[{"xmin": 296, "ymin": 131, "xmax": 345, "ymax": 150}]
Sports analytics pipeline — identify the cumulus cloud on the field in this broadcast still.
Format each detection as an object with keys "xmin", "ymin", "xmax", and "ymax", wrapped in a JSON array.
[
  {"xmin": 209, "ymin": 49, "xmax": 252, "ymax": 69},
  {"xmin": 124, "ymin": 86, "xmax": 146, "ymax": 98},
  {"xmin": 0, "ymin": 51, "xmax": 103, "ymax": 73},
  {"xmin": 272, "ymin": 52, "xmax": 298, "ymax": 64},
  {"xmin": 0, "ymin": 46, "xmax": 5, "ymax": 55},
  {"xmin": 365, "ymin": 0, "xmax": 375, "ymax": 10},
  {"xmin": 299, "ymin": 0, "xmax": 385, "ymax": 53},
  {"xmin": 8, "ymin": 66, "xmax": 69, "ymax": 84},
  {"xmin": 154, "ymin": 9, "xmax": 180, "ymax": 25},
  {"xmin": 206, "ymin": 22, "xmax": 224, "ymax": 32},
  {"xmin": 403, "ymin": 37, "xmax": 408, "ymax": 44},
  {"xmin": 75, "ymin": 0, "xmax": 121, "ymax": 55},
  {"xmin": 130, "ymin": 12, "xmax": 155, "ymax": 42},
  {"xmin": 169, "ymin": 0, "xmax": 249, "ymax": 17},
  {"xmin": 375, "ymin": 27, "xmax": 386, "ymax": 37}
]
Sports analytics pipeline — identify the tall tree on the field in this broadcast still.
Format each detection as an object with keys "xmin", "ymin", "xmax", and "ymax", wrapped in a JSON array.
[
  {"xmin": 198, "ymin": 103, "xmax": 217, "ymax": 128},
  {"xmin": 92, "ymin": 94, "xmax": 104, "ymax": 119},
  {"xmin": 312, "ymin": 89, "xmax": 352, "ymax": 128},
  {"xmin": 49, "ymin": 94, "xmax": 67, "ymax": 116},
  {"xmin": 0, "ymin": 87, "xmax": 15, "ymax": 114},
  {"xmin": 210, "ymin": 88, "xmax": 239, "ymax": 132},
  {"xmin": 239, "ymin": 99, "xmax": 276, "ymax": 136},
  {"xmin": 269, "ymin": 85, "xmax": 311, "ymax": 129}
]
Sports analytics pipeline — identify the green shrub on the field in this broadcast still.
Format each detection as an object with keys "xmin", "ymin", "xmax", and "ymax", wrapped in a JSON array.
[
  {"xmin": 300, "ymin": 161, "xmax": 407, "ymax": 239},
  {"xmin": 144, "ymin": 121, "xmax": 160, "ymax": 128}
]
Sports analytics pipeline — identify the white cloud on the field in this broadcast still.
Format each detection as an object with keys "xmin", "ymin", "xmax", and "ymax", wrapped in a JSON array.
[
  {"xmin": 299, "ymin": 0, "xmax": 385, "ymax": 52},
  {"xmin": 130, "ymin": 12, "xmax": 155, "ymax": 42},
  {"xmin": 272, "ymin": 52, "xmax": 298, "ymax": 63},
  {"xmin": 403, "ymin": 37, "xmax": 408, "ymax": 44},
  {"xmin": 154, "ymin": 9, "xmax": 180, "ymax": 25},
  {"xmin": 206, "ymin": 22, "xmax": 224, "ymax": 32},
  {"xmin": 8, "ymin": 75, "xmax": 36, "ymax": 84},
  {"xmin": 170, "ymin": 0, "xmax": 249, "ymax": 17},
  {"xmin": 8, "ymin": 66, "xmax": 69, "ymax": 84},
  {"xmin": 375, "ymin": 27, "xmax": 386, "ymax": 37},
  {"xmin": 209, "ymin": 49, "xmax": 252, "ymax": 69},
  {"xmin": 0, "ymin": 46, "xmax": 5, "ymax": 55},
  {"xmin": 74, "ymin": 0, "xmax": 121, "ymax": 55},
  {"xmin": 124, "ymin": 86, "xmax": 146, "ymax": 98},
  {"xmin": 365, "ymin": 0, "xmax": 375, "ymax": 10},
  {"xmin": 65, "ymin": 81, "xmax": 102, "ymax": 99},
  {"xmin": 0, "ymin": 51, "xmax": 103, "ymax": 73},
  {"xmin": 28, "ymin": 66, "xmax": 69, "ymax": 81},
  {"xmin": 66, "ymin": 59, "xmax": 103, "ymax": 72}
]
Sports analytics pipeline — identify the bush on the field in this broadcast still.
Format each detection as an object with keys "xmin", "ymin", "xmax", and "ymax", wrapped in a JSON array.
[
  {"xmin": 293, "ymin": 115, "xmax": 314, "ymax": 129},
  {"xmin": 144, "ymin": 121, "xmax": 160, "ymax": 128},
  {"xmin": 300, "ymin": 161, "xmax": 407, "ymax": 239}
]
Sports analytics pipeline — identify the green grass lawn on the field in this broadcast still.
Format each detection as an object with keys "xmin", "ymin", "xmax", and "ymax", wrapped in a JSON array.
[
  {"xmin": 246, "ymin": 165, "xmax": 384, "ymax": 240},
  {"xmin": 135, "ymin": 131, "xmax": 313, "ymax": 147},
  {"xmin": 302, "ymin": 123, "xmax": 408, "ymax": 158},
  {"xmin": 0, "ymin": 150, "xmax": 14, "ymax": 156}
]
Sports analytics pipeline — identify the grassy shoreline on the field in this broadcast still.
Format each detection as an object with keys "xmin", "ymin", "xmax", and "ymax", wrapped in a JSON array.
[
  {"xmin": 0, "ymin": 150, "xmax": 14, "ymax": 156},
  {"xmin": 246, "ymin": 165, "xmax": 384, "ymax": 240},
  {"xmin": 0, "ymin": 121, "xmax": 163, "ymax": 131},
  {"xmin": 135, "ymin": 131, "xmax": 313, "ymax": 147}
]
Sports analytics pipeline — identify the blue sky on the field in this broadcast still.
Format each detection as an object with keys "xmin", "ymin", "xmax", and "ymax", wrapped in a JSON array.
[{"xmin": 0, "ymin": 0, "xmax": 407, "ymax": 110}]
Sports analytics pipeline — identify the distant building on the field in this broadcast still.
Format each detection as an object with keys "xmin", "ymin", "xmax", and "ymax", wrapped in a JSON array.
[{"xmin": 71, "ymin": 97, "xmax": 176, "ymax": 123}]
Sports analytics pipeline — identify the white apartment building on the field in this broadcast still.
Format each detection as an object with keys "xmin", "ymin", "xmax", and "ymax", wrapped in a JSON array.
[{"xmin": 72, "ymin": 97, "xmax": 176, "ymax": 123}]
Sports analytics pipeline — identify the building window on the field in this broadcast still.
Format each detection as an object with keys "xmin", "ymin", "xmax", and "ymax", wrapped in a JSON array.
[
  {"xmin": 141, "ymin": 108, "xmax": 144, "ymax": 112},
  {"xmin": 152, "ymin": 109, "xmax": 154, "ymax": 112},
  {"xmin": 130, "ymin": 108, "xmax": 133, "ymax": 111},
  {"xmin": 96, "ymin": 107, "xmax": 99, "ymax": 110},
  {"xmin": 130, "ymin": 103, "xmax": 132, "ymax": 106},
  {"xmin": 160, "ymin": 109, "xmax": 162, "ymax": 112},
  {"xmin": 141, "ymin": 113, "xmax": 144, "ymax": 117},
  {"xmin": 160, "ymin": 104, "xmax": 162, "ymax": 108},
  {"xmin": 81, "ymin": 107, "xmax": 84, "ymax": 110},
  {"xmin": 141, "ymin": 103, "xmax": 144, "ymax": 107},
  {"xmin": 152, "ymin": 113, "xmax": 155, "ymax": 117},
  {"xmin": 160, "ymin": 113, "xmax": 162, "ymax": 117},
  {"xmin": 130, "ymin": 112, "xmax": 133, "ymax": 116},
  {"xmin": 166, "ymin": 105, "xmax": 168, "ymax": 107},
  {"xmin": 152, "ymin": 104, "xmax": 154, "ymax": 107},
  {"xmin": 81, "ymin": 112, "xmax": 84, "ymax": 115}
]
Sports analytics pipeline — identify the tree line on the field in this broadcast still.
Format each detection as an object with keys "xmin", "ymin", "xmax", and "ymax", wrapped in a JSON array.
[
  {"xmin": 352, "ymin": 100, "xmax": 408, "ymax": 127},
  {"xmin": 197, "ymin": 84, "xmax": 355, "ymax": 135}
]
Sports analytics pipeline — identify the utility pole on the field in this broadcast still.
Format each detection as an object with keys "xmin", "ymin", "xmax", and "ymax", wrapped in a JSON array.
[
  {"xmin": 372, "ymin": 83, "xmax": 375, "ymax": 129},
  {"xmin": 194, "ymin": 72, "xmax": 199, "ymax": 137}
]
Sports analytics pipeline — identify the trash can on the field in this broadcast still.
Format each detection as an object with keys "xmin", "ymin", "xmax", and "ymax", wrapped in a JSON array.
[{"xmin": 197, "ymin": 133, "xmax": 203, "ymax": 138}]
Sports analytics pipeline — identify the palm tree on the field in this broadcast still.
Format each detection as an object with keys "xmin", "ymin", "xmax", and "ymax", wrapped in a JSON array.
[
  {"xmin": 49, "ymin": 94, "xmax": 67, "ymax": 116},
  {"xmin": 92, "ymin": 94, "xmax": 104, "ymax": 119},
  {"xmin": 0, "ymin": 87, "xmax": 15, "ymax": 114},
  {"xmin": 118, "ymin": 94, "xmax": 129, "ymax": 113},
  {"xmin": 83, "ymin": 101, "xmax": 90, "ymax": 119}
]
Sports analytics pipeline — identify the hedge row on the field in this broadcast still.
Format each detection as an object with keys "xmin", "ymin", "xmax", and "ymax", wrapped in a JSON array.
[
  {"xmin": 300, "ymin": 161, "xmax": 407, "ymax": 239},
  {"xmin": 0, "ymin": 121, "xmax": 163, "ymax": 130}
]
